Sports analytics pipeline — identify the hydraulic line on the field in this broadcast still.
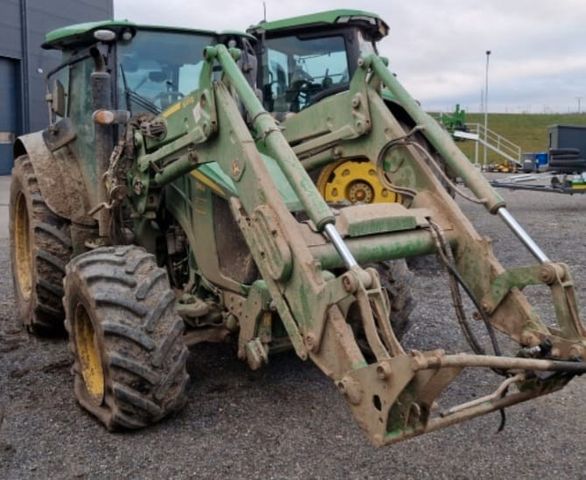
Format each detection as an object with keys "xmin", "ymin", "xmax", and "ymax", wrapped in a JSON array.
[{"xmin": 428, "ymin": 221, "xmax": 504, "ymax": 362}]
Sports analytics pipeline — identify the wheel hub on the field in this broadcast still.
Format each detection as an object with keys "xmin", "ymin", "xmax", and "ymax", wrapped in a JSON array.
[
  {"xmin": 347, "ymin": 180, "xmax": 375, "ymax": 203},
  {"xmin": 74, "ymin": 304, "xmax": 105, "ymax": 403},
  {"xmin": 316, "ymin": 160, "xmax": 400, "ymax": 204},
  {"xmin": 13, "ymin": 192, "xmax": 32, "ymax": 300}
]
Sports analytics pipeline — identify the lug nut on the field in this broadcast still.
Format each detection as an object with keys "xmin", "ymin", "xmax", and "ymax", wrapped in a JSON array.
[
  {"xmin": 305, "ymin": 333, "xmax": 317, "ymax": 352},
  {"xmin": 569, "ymin": 346, "xmax": 584, "ymax": 360},
  {"xmin": 521, "ymin": 332, "xmax": 539, "ymax": 347},
  {"xmin": 539, "ymin": 264, "xmax": 556, "ymax": 284},
  {"xmin": 376, "ymin": 363, "xmax": 392, "ymax": 380},
  {"xmin": 342, "ymin": 273, "xmax": 357, "ymax": 293},
  {"xmin": 337, "ymin": 376, "xmax": 363, "ymax": 405}
]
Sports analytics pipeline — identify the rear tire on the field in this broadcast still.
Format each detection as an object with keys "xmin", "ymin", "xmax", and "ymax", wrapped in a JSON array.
[
  {"xmin": 64, "ymin": 245, "xmax": 189, "ymax": 430},
  {"xmin": 9, "ymin": 155, "xmax": 72, "ymax": 335}
]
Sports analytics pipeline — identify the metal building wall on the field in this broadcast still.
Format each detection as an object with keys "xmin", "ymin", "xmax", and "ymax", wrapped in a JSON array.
[
  {"xmin": 0, "ymin": 1, "xmax": 22, "ymax": 59},
  {"xmin": 0, "ymin": 0, "xmax": 113, "ymax": 173}
]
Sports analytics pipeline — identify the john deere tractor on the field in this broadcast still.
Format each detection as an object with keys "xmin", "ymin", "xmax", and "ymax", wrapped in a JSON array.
[
  {"xmin": 9, "ymin": 11, "xmax": 586, "ymax": 446},
  {"xmin": 248, "ymin": 10, "xmax": 456, "ymax": 206}
]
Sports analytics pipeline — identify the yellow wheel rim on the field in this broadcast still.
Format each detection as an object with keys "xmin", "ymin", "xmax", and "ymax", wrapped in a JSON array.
[
  {"xmin": 316, "ymin": 161, "xmax": 401, "ymax": 204},
  {"xmin": 14, "ymin": 192, "xmax": 33, "ymax": 300},
  {"xmin": 74, "ymin": 304, "xmax": 105, "ymax": 403}
]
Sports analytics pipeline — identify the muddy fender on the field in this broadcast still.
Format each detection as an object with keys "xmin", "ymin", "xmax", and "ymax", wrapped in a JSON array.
[{"xmin": 14, "ymin": 127, "xmax": 94, "ymax": 225}]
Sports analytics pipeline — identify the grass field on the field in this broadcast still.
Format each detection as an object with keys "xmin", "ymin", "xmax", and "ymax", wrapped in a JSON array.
[{"xmin": 447, "ymin": 113, "xmax": 586, "ymax": 164}]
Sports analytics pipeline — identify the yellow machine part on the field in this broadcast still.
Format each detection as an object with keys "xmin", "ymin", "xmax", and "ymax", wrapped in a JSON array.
[
  {"xmin": 74, "ymin": 304, "xmax": 105, "ymax": 403},
  {"xmin": 13, "ymin": 192, "xmax": 33, "ymax": 300},
  {"xmin": 316, "ymin": 160, "xmax": 400, "ymax": 204}
]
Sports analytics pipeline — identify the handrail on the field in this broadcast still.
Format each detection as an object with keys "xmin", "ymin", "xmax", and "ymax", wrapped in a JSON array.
[{"xmin": 464, "ymin": 122, "xmax": 522, "ymax": 164}]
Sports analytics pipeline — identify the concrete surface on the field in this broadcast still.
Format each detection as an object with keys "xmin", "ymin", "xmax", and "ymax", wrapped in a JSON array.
[{"xmin": 0, "ymin": 176, "xmax": 585, "ymax": 479}]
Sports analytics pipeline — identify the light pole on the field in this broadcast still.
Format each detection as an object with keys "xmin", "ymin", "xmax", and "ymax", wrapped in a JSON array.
[
  {"xmin": 577, "ymin": 96, "xmax": 583, "ymax": 114},
  {"xmin": 483, "ymin": 50, "xmax": 491, "ymax": 169}
]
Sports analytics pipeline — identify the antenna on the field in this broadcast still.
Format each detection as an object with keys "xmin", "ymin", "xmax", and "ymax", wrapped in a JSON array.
[{"xmin": 263, "ymin": 1, "xmax": 267, "ymax": 22}]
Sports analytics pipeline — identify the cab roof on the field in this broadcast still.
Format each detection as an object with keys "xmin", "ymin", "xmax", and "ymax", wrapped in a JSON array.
[
  {"xmin": 42, "ymin": 20, "xmax": 221, "ymax": 50},
  {"xmin": 248, "ymin": 9, "xmax": 389, "ymax": 39}
]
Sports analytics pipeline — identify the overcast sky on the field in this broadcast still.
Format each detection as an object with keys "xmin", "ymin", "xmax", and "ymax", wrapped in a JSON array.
[{"xmin": 115, "ymin": 0, "xmax": 586, "ymax": 114}]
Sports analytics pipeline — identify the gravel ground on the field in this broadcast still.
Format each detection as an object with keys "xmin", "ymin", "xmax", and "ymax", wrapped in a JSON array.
[{"xmin": 1, "ymin": 174, "xmax": 585, "ymax": 479}]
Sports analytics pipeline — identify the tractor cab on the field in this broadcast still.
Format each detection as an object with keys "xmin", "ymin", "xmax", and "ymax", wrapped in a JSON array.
[
  {"xmin": 42, "ymin": 21, "xmax": 218, "ymax": 118},
  {"xmin": 248, "ymin": 10, "xmax": 388, "ymax": 115},
  {"xmin": 42, "ymin": 21, "xmax": 256, "ymax": 126},
  {"xmin": 248, "ymin": 11, "xmax": 396, "ymax": 206},
  {"xmin": 39, "ymin": 22, "xmax": 255, "ymax": 204}
]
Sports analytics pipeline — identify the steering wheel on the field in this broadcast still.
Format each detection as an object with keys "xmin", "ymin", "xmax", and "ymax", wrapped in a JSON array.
[{"xmin": 288, "ymin": 80, "xmax": 317, "ymax": 112}]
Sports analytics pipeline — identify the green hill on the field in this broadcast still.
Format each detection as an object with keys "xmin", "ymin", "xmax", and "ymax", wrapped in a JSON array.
[{"xmin": 446, "ymin": 113, "xmax": 586, "ymax": 164}]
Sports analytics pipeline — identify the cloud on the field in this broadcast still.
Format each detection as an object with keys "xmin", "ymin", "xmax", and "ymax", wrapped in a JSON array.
[{"xmin": 114, "ymin": 0, "xmax": 586, "ymax": 113}]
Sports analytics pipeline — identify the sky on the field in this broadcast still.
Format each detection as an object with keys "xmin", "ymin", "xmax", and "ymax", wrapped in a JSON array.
[{"xmin": 114, "ymin": 0, "xmax": 586, "ymax": 114}]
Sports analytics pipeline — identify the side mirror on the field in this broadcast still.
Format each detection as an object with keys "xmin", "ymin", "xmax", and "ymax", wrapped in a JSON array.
[{"xmin": 50, "ymin": 79, "xmax": 67, "ymax": 118}]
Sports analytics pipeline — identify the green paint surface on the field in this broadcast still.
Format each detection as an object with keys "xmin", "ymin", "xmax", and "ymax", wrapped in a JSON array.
[
  {"xmin": 196, "ymin": 155, "xmax": 302, "ymax": 211},
  {"xmin": 43, "ymin": 20, "xmax": 216, "ymax": 50},
  {"xmin": 249, "ymin": 9, "xmax": 383, "ymax": 33}
]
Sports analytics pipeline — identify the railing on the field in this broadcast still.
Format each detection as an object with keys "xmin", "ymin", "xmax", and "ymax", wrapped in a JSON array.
[{"xmin": 454, "ymin": 123, "xmax": 522, "ymax": 166}]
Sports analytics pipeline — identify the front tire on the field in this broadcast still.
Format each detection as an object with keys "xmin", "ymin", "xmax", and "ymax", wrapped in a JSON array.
[
  {"xmin": 376, "ymin": 259, "xmax": 415, "ymax": 340},
  {"xmin": 64, "ymin": 245, "xmax": 189, "ymax": 430},
  {"xmin": 351, "ymin": 259, "xmax": 416, "ymax": 354}
]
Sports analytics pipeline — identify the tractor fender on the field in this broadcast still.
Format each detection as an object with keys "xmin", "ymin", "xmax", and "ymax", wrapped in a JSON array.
[{"xmin": 14, "ymin": 127, "xmax": 95, "ymax": 225}]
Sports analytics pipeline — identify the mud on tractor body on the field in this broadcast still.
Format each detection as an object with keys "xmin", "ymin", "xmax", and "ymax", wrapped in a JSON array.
[{"xmin": 9, "ymin": 10, "xmax": 586, "ymax": 446}]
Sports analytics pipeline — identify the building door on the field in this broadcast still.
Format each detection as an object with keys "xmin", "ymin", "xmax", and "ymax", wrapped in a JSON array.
[{"xmin": 0, "ymin": 57, "xmax": 19, "ymax": 175}]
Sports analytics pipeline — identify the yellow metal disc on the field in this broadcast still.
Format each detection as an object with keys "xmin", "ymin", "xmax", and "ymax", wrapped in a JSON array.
[
  {"xmin": 316, "ymin": 160, "xmax": 400, "ymax": 204},
  {"xmin": 74, "ymin": 304, "xmax": 105, "ymax": 403},
  {"xmin": 13, "ymin": 192, "xmax": 33, "ymax": 300}
]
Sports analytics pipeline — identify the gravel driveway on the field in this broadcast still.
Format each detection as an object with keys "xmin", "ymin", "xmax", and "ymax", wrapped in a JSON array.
[{"xmin": 1, "ymin": 175, "xmax": 585, "ymax": 479}]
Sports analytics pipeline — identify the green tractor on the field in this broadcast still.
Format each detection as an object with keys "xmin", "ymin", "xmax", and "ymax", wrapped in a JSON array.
[
  {"xmin": 248, "ymin": 10, "xmax": 454, "ymax": 205},
  {"xmin": 9, "ymin": 11, "xmax": 586, "ymax": 445}
]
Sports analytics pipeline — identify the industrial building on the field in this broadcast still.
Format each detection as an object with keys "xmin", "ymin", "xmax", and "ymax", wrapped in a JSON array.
[{"xmin": 0, "ymin": 0, "xmax": 114, "ymax": 174}]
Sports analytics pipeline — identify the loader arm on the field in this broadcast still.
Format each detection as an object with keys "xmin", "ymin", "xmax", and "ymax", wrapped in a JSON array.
[
  {"xmin": 129, "ymin": 44, "xmax": 586, "ymax": 446},
  {"xmin": 279, "ymin": 54, "xmax": 586, "ymax": 360}
]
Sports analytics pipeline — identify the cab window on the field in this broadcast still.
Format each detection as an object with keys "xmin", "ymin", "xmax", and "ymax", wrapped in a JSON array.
[
  {"xmin": 117, "ymin": 30, "xmax": 213, "ymax": 113},
  {"xmin": 262, "ymin": 34, "xmax": 349, "ymax": 113}
]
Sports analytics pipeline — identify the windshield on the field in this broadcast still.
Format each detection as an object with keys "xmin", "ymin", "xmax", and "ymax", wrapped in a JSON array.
[
  {"xmin": 117, "ymin": 30, "xmax": 213, "ymax": 114},
  {"xmin": 262, "ymin": 34, "xmax": 349, "ymax": 114}
]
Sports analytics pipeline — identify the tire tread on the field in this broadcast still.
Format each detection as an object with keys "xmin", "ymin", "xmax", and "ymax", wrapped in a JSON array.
[
  {"xmin": 64, "ymin": 246, "xmax": 189, "ymax": 430},
  {"xmin": 10, "ymin": 156, "xmax": 72, "ymax": 334}
]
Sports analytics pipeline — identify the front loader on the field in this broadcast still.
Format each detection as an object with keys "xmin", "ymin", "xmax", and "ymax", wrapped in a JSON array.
[{"xmin": 8, "ymin": 14, "xmax": 586, "ymax": 446}]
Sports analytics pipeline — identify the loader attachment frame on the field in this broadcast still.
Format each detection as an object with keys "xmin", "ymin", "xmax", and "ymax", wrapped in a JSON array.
[{"xmin": 129, "ymin": 42, "xmax": 586, "ymax": 446}]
